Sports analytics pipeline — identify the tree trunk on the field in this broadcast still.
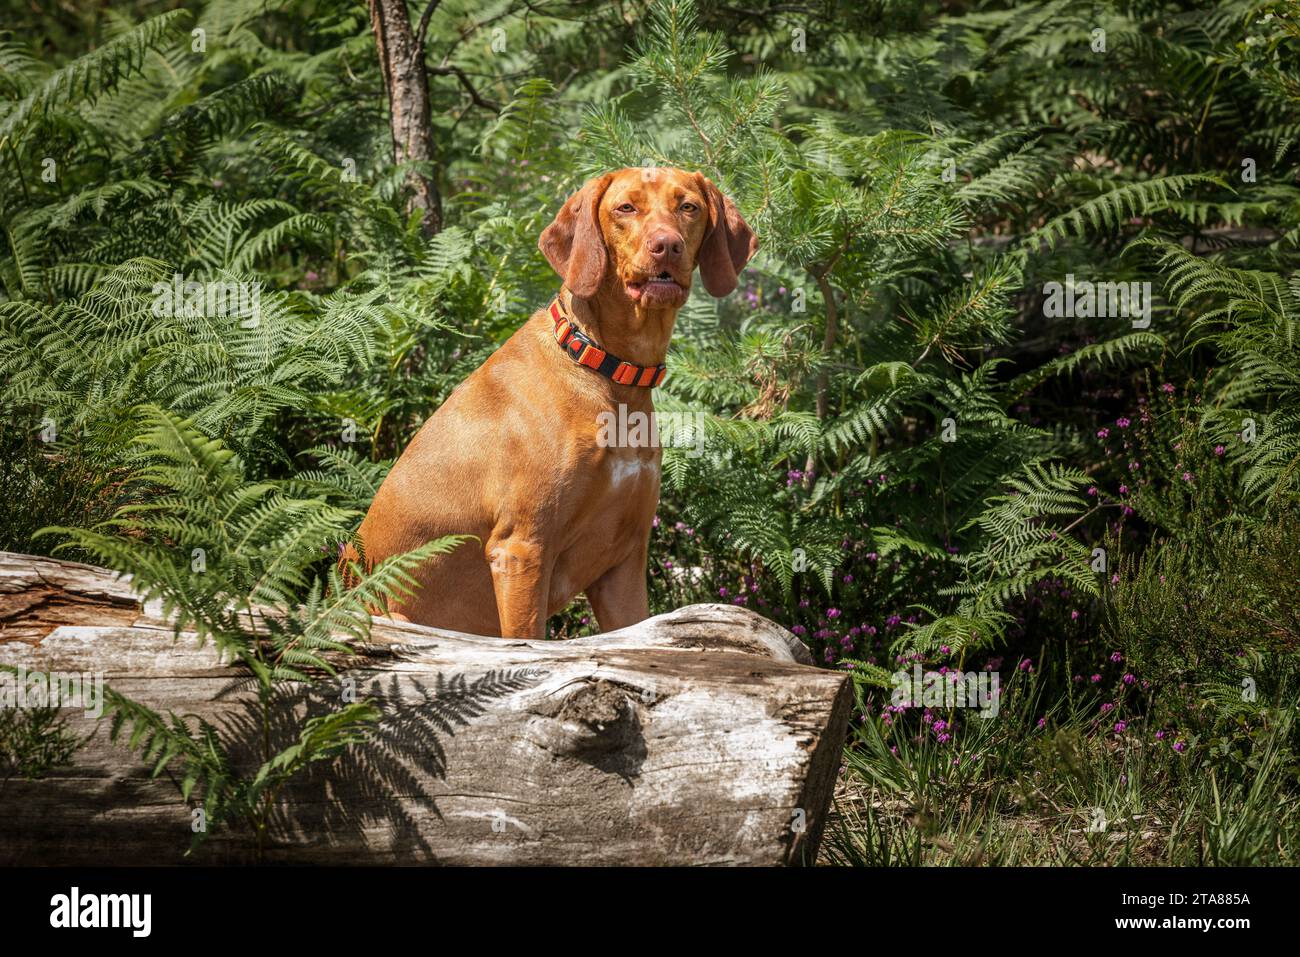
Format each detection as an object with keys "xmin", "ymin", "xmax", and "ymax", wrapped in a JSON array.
[
  {"xmin": 369, "ymin": 0, "xmax": 441, "ymax": 235},
  {"xmin": 0, "ymin": 551, "xmax": 850, "ymax": 866}
]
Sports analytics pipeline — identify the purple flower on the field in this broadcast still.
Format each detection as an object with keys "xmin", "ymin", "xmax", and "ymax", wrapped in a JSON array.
[
  {"xmin": 1036, "ymin": 717, "xmax": 1047, "ymax": 729},
  {"xmin": 827, "ymin": 608, "xmax": 841, "ymax": 619},
  {"xmin": 1100, "ymin": 702, "xmax": 1114, "ymax": 713},
  {"xmin": 1122, "ymin": 673, "xmax": 1135, "ymax": 685},
  {"xmin": 1110, "ymin": 651, "xmax": 1123, "ymax": 663},
  {"xmin": 1091, "ymin": 674, "xmax": 1102, "ymax": 683},
  {"xmin": 1114, "ymin": 721, "xmax": 1127, "ymax": 733},
  {"xmin": 1182, "ymin": 471, "xmax": 1193, "ymax": 482},
  {"xmin": 1116, "ymin": 417, "xmax": 1131, "ymax": 428},
  {"xmin": 1096, "ymin": 428, "xmax": 1109, "ymax": 439},
  {"xmin": 1173, "ymin": 740, "xmax": 1187, "ymax": 753},
  {"xmin": 1161, "ymin": 382, "xmax": 1175, "ymax": 394},
  {"xmin": 1214, "ymin": 445, "xmax": 1226, "ymax": 456}
]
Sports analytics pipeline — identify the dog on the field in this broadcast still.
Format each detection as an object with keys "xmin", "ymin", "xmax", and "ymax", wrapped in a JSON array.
[{"xmin": 345, "ymin": 167, "xmax": 757, "ymax": 637}]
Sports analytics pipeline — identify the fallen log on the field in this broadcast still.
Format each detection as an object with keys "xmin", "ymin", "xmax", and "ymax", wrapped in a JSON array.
[{"xmin": 0, "ymin": 551, "xmax": 850, "ymax": 866}]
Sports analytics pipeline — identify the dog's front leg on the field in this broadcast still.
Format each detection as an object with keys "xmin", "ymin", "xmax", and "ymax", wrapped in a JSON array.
[
  {"xmin": 585, "ymin": 548, "xmax": 650, "ymax": 633},
  {"xmin": 486, "ymin": 535, "xmax": 550, "ymax": 638}
]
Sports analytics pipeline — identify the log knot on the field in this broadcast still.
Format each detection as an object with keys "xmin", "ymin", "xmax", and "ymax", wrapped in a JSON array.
[{"xmin": 526, "ymin": 679, "xmax": 641, "ymax": 757}]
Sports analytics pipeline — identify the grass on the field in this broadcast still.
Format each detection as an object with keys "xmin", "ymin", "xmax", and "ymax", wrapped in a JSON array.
[{"xmin": 820, "ymin": 668, "xmax": 1300, "ymax": 866}]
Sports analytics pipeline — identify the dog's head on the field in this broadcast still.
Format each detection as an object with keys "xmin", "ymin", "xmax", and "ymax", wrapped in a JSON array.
[{"xmin": 539, "ymin": 167, "xmax": 758, "ymax": 307}]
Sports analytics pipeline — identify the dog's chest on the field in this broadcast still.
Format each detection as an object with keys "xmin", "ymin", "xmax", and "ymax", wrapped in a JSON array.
[
  {"xmin": 604, "ymin": 451, "xmax": 659, "ymax": 493},
  {"xmin": 547, "ymin": 446, "xmax": 659, "ymax": 610},
  {"xmin": 591, "ymin": 444, "xmax": 660, "ymax": 511},
  {"xmin": 564, "ymin": 445, "xmax": 660, "ymax": 549}
]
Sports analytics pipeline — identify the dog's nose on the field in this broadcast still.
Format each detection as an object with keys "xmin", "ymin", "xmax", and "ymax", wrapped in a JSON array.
[{"xmin": 646, "ymin": 229, "xmax": 684, "ymax": 260}]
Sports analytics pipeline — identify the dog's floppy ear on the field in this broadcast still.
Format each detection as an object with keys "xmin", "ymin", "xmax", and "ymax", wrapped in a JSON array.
[
  {"xmin": 696, "ymin": 174, "xmax": 758, "ymax": 298},
  {"xmin": 539, "ymin": 173, "xmax": 614, "ymax": 298}
]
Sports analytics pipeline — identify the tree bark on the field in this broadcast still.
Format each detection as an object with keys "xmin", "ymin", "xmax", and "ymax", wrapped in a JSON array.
[
  {"xmin": 369, "ymin": 0, "xmax": 441, "ymax": 235},
  {"xmin": 0, "ymin": 551, "xmax": 850, "ymax": 866}
]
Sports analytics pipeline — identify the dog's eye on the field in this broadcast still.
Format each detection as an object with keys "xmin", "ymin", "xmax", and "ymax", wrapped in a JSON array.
[
  {"xmin": 616, "ymin": 203, "xmax": 636, "ymax": 213},
  {"xmin": 680, "ymin": 202, "xmax": 699, "ymax": 212}
]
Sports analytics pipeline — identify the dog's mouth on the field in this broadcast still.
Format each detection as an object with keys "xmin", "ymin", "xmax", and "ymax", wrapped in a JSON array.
[{"xmin": 626, "ymin": 271, "xmax": 687, "ymax": 304}]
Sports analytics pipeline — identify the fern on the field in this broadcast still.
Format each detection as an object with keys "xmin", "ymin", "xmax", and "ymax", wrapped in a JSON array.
[{"xmin": 36, "ymin": 407, "xmax": 466, "ymax": 857}]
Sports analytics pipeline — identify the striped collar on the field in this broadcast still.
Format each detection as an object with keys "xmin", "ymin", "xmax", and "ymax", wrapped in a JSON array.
[{"xmin": 548, "ymin": 296, "xmax": 667, "ymax": 388}]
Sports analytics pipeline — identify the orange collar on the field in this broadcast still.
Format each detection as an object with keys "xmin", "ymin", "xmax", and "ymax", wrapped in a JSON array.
[{"xmin": 548, "ymin": 297, "xmax": 667, "ymax": 388}]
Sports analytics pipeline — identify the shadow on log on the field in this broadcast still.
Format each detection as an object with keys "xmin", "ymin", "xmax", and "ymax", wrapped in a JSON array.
[{"xmin": 0, "ymin": 551, "xmax": 851, "ymax": 866}]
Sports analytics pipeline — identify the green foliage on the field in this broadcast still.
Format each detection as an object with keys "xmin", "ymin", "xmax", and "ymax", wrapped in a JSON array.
[
  {"xmin": 4, "ymin": 0, "xmax": 1300, "ymax": 865},
  {"xmin": 0, "ymin": 696, "xmax": 84, "ymax": 786},
  {"xmin": 103, "ymin": 684, "xmax": 381, "ymax": 855},
  {"xmin": 1106, "ymin": 507, "xmax": 1300, "ymax": 686},
  {"xmin": 36, "ymin": 408, "xmax": 465, "ymax": 856}
]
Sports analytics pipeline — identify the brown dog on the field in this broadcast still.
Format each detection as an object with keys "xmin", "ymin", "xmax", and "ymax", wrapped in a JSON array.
[{"xmin": 346, "ymin": 167, "xmax": 757, "ymax": 637}]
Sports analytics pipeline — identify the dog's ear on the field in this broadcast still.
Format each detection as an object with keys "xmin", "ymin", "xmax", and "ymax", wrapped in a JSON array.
[
  {"xmin": 539, "ymin": 173, "xmax": 614, "ymax": 298},
  {"xmin": 696, "ymin": 175, "xmax": 758, "ymax": 298}
]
